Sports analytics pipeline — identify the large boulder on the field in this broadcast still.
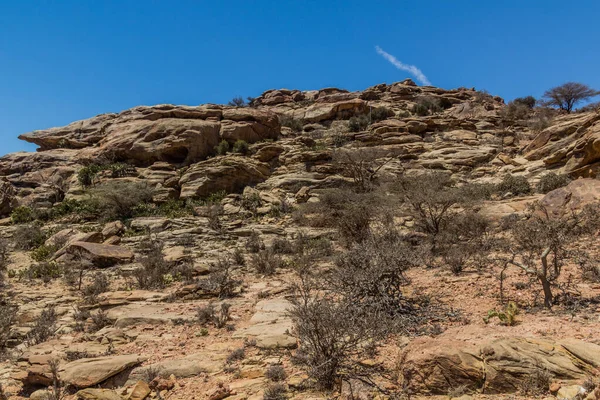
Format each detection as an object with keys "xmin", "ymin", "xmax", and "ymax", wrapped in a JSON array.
[
  {"xmin": 179, "ymin": 156, "xmax": 271, "ymax": 199},
  {"xmin": 60, "ymin": 355, "xmax": 146, "ymax": 388},
  {"xmin": 303, "ymin": 99, "xmax": 367, "ymax": 123},
  {"xmin": 65, "ymin": 242, "xmax": 135, "ymax": 267},
  {"xmin": 18, "ymin": 104, "xmax": 281, "ymax": 168},
  {"xmin": 539, "ymin": 178, "xmax": 600, "ymax": 217},
  {"xmin": 220, "ymin": 108, "xmax": 280, "ymax": 143},
  {"xmin": 401, "ymin": 337, "xmax": 600, "ymax": 395}
]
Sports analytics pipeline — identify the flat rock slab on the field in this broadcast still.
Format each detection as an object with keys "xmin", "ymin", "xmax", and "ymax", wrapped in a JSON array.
[
  {"xmin": 234, "ymin": 298, "xmax": 296, "ymax": 349},
  {"xmin": 106, "ymin": 303, "xmax": 196, "ymax": 327},
  {"xmin": 96, "ymin": 290, "xmax": 167, "ymax": 307},
  {"xmin": 125, "ymin": 348, "xmax": 228, "ymax": 385},
  {"xmin": 61, "ymin": 354, "xmax": 146, "ymax": 388},
  {"xmin": 66, "ymin": 241, "xmax": 134, "ymax": 267},
  {"xmin": 76, "ymin": 388, "xmax": 123, "ymax": 400}
]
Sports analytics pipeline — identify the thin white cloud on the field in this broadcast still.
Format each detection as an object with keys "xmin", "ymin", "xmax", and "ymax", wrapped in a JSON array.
[{"xmin": 375, "ymin": 46, "xmax": 431, "ymax": 86}]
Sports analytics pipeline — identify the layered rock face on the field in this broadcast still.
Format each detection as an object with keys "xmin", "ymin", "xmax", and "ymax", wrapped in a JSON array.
[{"xmin": 2, "ymin": 80, "xmax": 599, "ymax": 217}]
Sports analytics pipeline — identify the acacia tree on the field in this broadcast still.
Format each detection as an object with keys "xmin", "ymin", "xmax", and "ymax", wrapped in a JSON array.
[{"xmin": 542, "ymin": 82, "xmax": 599, "ymax": 113}]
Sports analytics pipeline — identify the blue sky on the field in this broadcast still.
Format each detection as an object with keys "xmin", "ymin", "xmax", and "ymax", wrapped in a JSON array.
[{"xmin": 1, "ymin": 0, "xmax": 599, "ymax": 155}]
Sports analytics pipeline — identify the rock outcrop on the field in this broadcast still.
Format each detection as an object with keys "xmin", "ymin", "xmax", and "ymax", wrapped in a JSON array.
[{"xmin": 401, "ymin": 337, "xmax": 600, "ymax": 394}]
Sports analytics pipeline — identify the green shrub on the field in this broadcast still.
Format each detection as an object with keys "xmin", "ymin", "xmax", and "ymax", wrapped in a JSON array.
[
  {"xmin": 279, "ymin": 115, "xmax": 304, "ymax": 132},
  {"xmin": 215, "ymin": 140, "xmax": 230, "ymax": 155},
  {"xmin": 10, "ymin": 206, "xmax": 35, "ymax": 224},
  {"xmin": 19, "ymin": 261, "xmax": 62, "ymax": 282},
  {"xmin": 370, "ymin": 106, "xmax": 394, "ymax": 122},
  {"xmin": 411, "ymin": 98, "xmax": 443, "ymax": 116},
  {"xmin": 513, "ymin": 96, "xmax": 536, "ymax": 109},
  {"xmin": 496, "ymin": 174, "xmax": 531, "ymax": 196},
  {"xmin": 348, "ymin": 115, "xmax": 369, "ymax": 132},
  {"xmin": 91, "ymin": 181, "xmax": 154, "ymax": 221},
  {"xmin": 77, "ymin": 164, "xmax": 102, "ymax": 188},
  {"xmin": 30, "ymin": 245, "xmax": 57, "ymax": 262},
  {"xmin": 232, "ymin": 140, "xmax": 249, "ymax": 155},
  {"xmin": 536, "ymin": 173, "xmax": 570, "ymax": 194}
]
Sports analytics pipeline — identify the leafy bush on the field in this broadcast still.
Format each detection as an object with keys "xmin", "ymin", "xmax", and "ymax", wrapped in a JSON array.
[
  {"xmin": 77, "ymin": 164, "xmax": 103, "ymax": 188},
  {"xmin": 536, "ymin": 173, "xmax": 570, "ymax": 194},
  {"xmin": 19, "ymin": 261, "xmax": 62, "ymax": 283},
  {"xmin": 27, "ymin": 305, "xmax": 57, "ymax": 345},
  {"xmin": 483, "ymin": 301, "xmax": 519, "ymax": 326},
  {"xmin": 30, "ymin": 244, "xmax": 57, "ymax": 262},
  {"xmin": 91, "ymin": 181, "xmax": 154, "ymax": 220},
  {"xmin": 232, "ymin": 140, "xmax": 250, "ymax": 155},
  {"xmin": 10, "ymin": 206, "xmax": 35, "ymax": 224},
  {"xmin": 279, "ymin": 115, "xmax": 304, "ymax": 132},
  {"xmin": 496, "ymin": 174, "xmax": 531, "ymax": 196},
  {"xmin": 215, "ymin": 140, "xmax": 230, "ymax": 155}
]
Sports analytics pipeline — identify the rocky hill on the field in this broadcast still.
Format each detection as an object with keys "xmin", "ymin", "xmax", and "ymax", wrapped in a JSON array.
[{"xmin": 0, "ymin": 80, "xmax": 599, "ymax": 400}]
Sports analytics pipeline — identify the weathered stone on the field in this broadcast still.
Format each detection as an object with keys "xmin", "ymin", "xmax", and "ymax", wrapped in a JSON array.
[
  {"xmin": 61, "ymin": 355, "xmax": 146, "ymax": 388},
  {"xmin": 65, "ymin": 242, "xmax": 134, "ymax": 267},
  {"xmin": 179, "ymin": 156, "xmax": 271, "ymax": 199},
  {"xmin": 125, "ymin": 380, "xmax": 151, "ymax": 400},
  {"xmin": 76, "ymin": 388, "xmax": 124, "ymax": 400}
]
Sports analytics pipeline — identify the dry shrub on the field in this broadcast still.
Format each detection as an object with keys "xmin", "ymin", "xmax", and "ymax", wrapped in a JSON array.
[
  {"xmin": 265, "ymin": 365, "xmax": 287, "ymax": 382},
  {"xmin": 91, "ymin": 181, "xmax": 154, "ymax": 220},
  {"xmin": 89, "ymin": 309, "xmax": 112, "ymax": 332},
  {"xmin": 245, "ymin": 230, "xmax": 265, "ymax": 253},
  {"xmin": 13, "ymin": 224, "xmax": 46, "ymax": 250},
  {"xmin": 294, "ymin": 188, "xmax": 381, "ymax": 246},
  {"xmin": 199, "ymin": 258, "xmax": 241, "ymax": 299},
  {"xmin": 134, "ymin": 237, "xmax": 172, "ymax": 289},
  {"xmin": 263, "ymin": 383, "xmax": 287, "ymax": 400},
  {"xmin": 27, "ymin": 305, "xmax": 57, "ymax": 345},
  {"xmin": 251, "ymin": 249, "xmax": 283, "ymax": 276},
  {"xmin": 83, "ymin": 272, "xmax": 110, "ymax": 302},
  {"xmin": 0, "ymin": 302, "xmax": 17, "ymax": 352},
  {"xmin": 536, "ymin": 172, "xmax": 570, "ymax": 194},
  {"xmin": 197, "ymin": 302, "xmax": 231, "ymax": 328}
]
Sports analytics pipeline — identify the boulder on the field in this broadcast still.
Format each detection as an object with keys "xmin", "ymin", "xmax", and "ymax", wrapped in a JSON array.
[
  {"xmin": 233, "ymin": 298, "xmax": 296, "ymax": 349},
  {"xmin": 61, "ymin": 355, "xmax": 146, "ymax": 388},
  {"xmin": 179, "ymin": 156, "xmax": 271, "ymax": 199},
  {"xmin": 102, "ymin": 221, "xmax": 126, "ymax": 238},
  {"xmin": 402, "ymin": 337, "xmax": 600, "ymax": 395},
  {"xmin": 303, "ymin": 99, "xmax": 367, "ymax": 123},
  {"xmin": 126, "ymin": 380, "xmax": 151, "ymax": 400},
  {"xmin": 65, "ymin": 242, "xmax": 134, "ymax": 267},
  {"xmin": 539, "ymin": 178, "xmax": 600, "ymax": 217},
  {"xmin": 76, "ymin": 388, "xmax": 124, "ymax": 400},
  {"xmin": 220, "ymin": 108, "xmax": 280, "ymax": 143}
]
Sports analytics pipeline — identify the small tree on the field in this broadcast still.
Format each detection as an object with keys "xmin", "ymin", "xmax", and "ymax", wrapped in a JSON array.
[
  {"xmin": 332, "ymin": 148, "xmax": 391, "ymax": 192},
  {"xmin": 542, "ymin": 82, "xmax": 599, "ymax": 113},
  {"xmin": 228, "ymin": 97, "xmax": 247, "ymax": 107},
  {"xmin": 504, "ymin": 204, "xmax": 598, "ymax": 308}
]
